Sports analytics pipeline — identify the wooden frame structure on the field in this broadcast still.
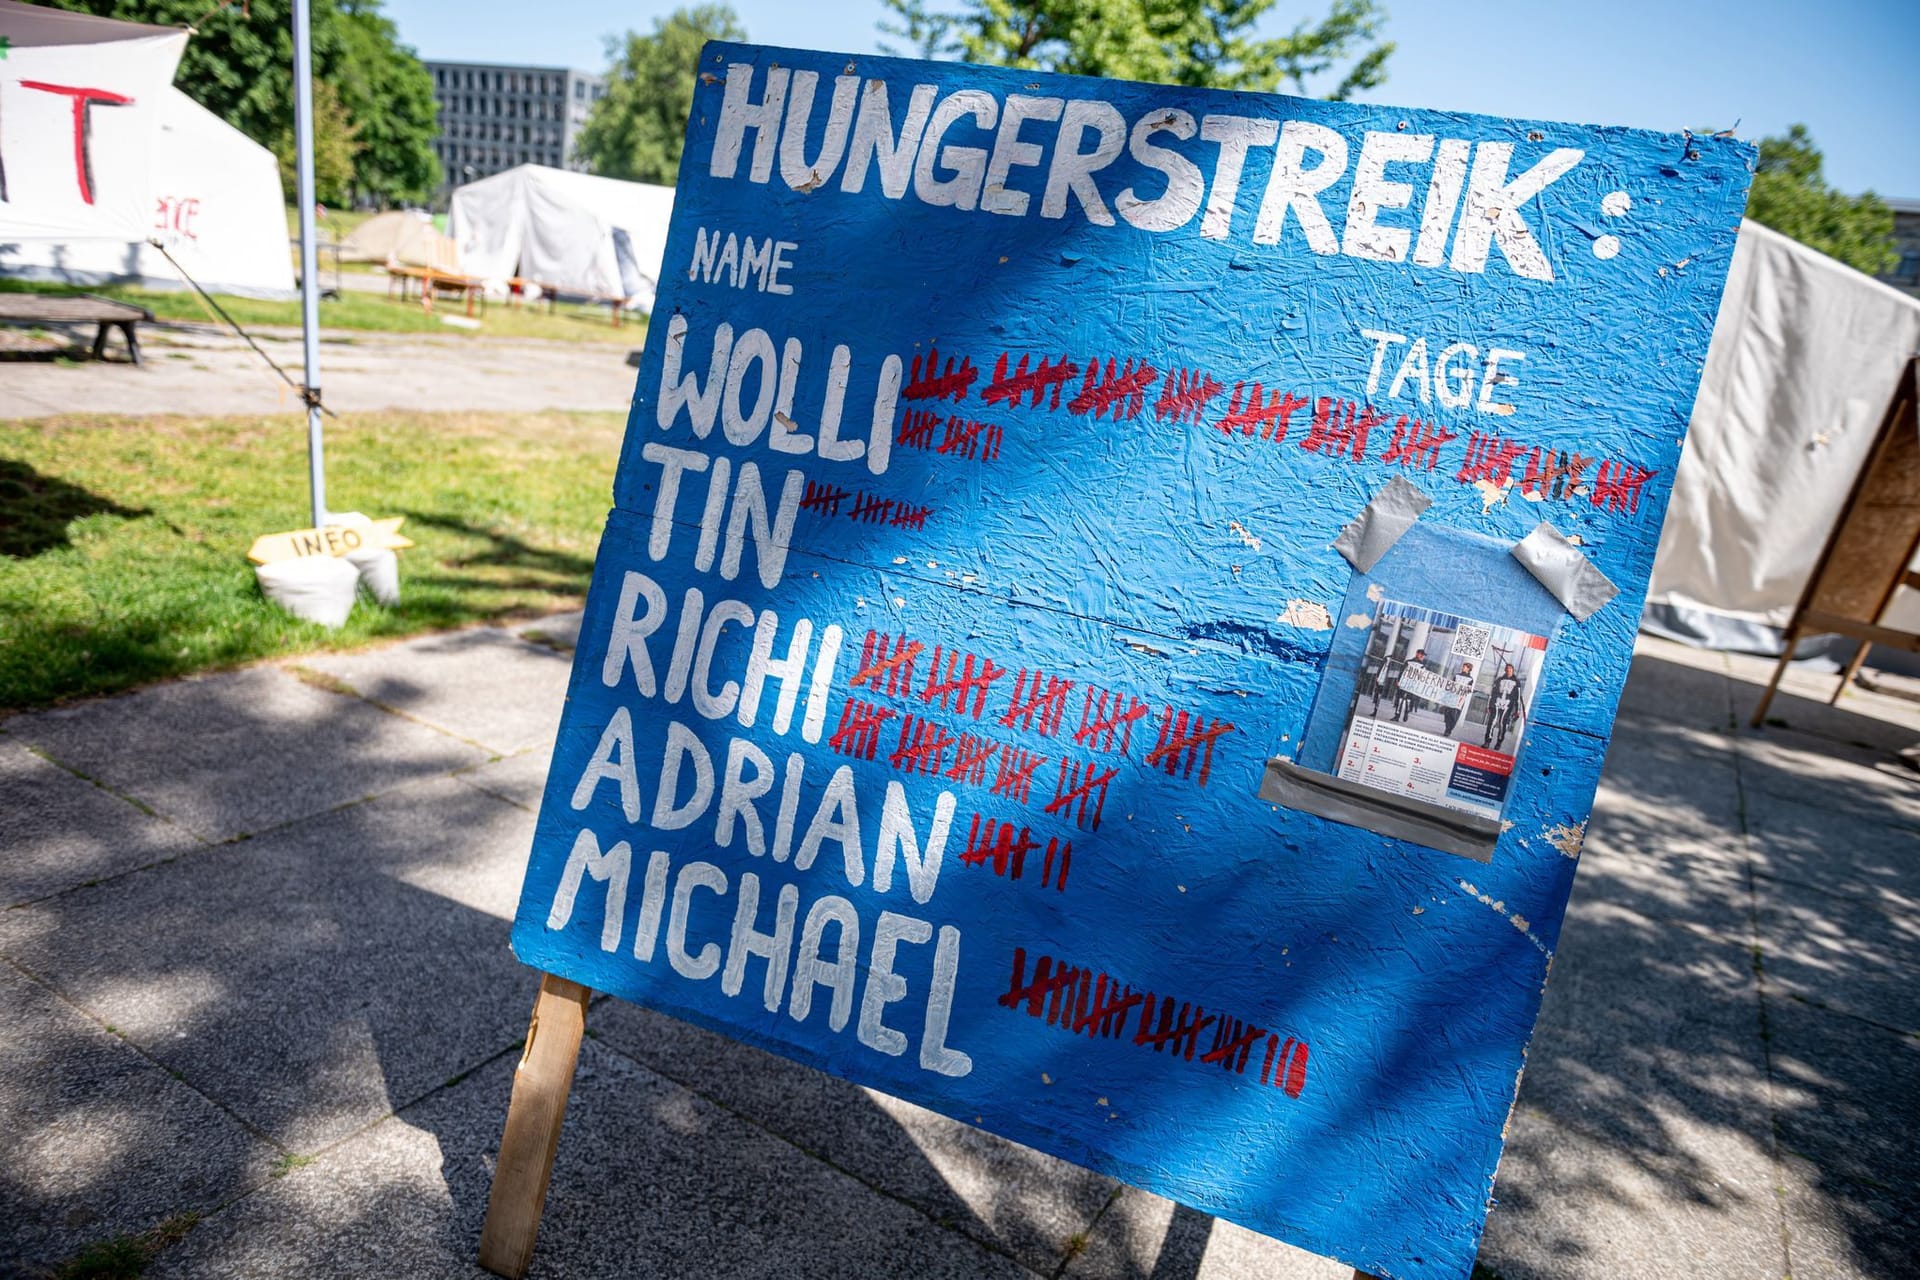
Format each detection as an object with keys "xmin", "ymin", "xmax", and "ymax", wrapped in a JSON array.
[{"xmin": 1752, "ymin": 355, "xmax": 1920, "ymax": 724}]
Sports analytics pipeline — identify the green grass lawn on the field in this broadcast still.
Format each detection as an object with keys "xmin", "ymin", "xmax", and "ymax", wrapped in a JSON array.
[
  {"xmin": 0, "ymin": 410, "xmax": 622, "ymax": 713},
  {"xmin": 0, "ymin": 277, "xmax": 641, "ymax": 345}
]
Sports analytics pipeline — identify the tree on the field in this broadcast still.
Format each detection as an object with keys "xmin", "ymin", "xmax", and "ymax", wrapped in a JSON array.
[
  {"xmin": 331, "ymin": 0, "xmax": 442, "ymax": 203},
  {"xmin": 1745, "ymin": 125, "xmax": 1897, "ymax": 277},
  {"xmin": 577, "ymin": 4, "xmax": 748, "ymax": 185},
  {"xmin": 44, "ymin": 0, "xmax": 438, "ymax": 204},
  {"xmin": 272, "ymin": 76, "xmax": 361, "ymax": 205},
  {"xmin": 877, "ymin": 0, "xmax": 1392, "ymax": 99}
]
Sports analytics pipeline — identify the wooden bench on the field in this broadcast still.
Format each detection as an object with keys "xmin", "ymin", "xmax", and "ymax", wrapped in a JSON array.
[
  {"xmin": 0, "ymin": 293, "xmax": 154, "ymax": 364},
  {"xmin": 533, "ymin": 282, "xmax": 630, "ymax": 327}
]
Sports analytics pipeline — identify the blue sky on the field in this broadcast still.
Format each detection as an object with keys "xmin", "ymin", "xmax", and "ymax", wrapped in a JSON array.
[{"xmin": 383, "ymin": 0, "xmax": 1918, "ymax": 196}]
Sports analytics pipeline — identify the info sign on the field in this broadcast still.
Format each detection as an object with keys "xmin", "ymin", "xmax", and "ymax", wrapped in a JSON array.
[{"xmin": 510, "ymin": 42, "xmax": 1751, "ymax": 1279}]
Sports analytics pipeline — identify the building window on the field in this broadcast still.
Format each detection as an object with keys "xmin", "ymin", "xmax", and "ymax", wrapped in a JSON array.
[
  {"xmin": 1896, "ymin": 252, "xmax": 1920, "ymax": 285},
  {"xmin": 575, "ymin": 81, "xmax": 585, "ymax": 100}
]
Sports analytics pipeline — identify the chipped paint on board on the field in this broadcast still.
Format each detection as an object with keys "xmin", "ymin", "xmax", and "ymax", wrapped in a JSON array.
[
  {"xmin": 1280, "ymin": 599, "xmax": 1334, "ymax": 630},
  {"xmin": 1544, "ymin": 821, "xmax": 1587, "ymax": 858}
]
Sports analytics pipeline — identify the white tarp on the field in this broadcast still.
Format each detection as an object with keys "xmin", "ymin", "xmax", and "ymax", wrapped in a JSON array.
[
  {"xmin": 1, "ymin": 87, "xmax": 295, "ymax": 298},
  {"xmin": 1646, "ymin": 219, "xmax": 1920, "ymax": 650},
  {"xmin": 448, "ymin": 164, "xmax": 675, "ymax": 309},
  {"xmin": 339, "ymin": 209, "xmax": 459, "ymax": 272},
  {"xmin": 0, "ymin": 0, "xmax": 186, "ymax": 241}
]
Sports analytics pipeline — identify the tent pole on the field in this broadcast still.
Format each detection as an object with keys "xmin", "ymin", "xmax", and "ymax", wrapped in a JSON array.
[{"xmin": 291, "ymin": 0, "xmax": 327, "ymax": 526}]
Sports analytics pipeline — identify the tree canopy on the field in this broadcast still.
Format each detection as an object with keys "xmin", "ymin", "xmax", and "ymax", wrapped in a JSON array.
[
  {"xmin": 1745, "ymin": 125, "xmax": 1897, "ymax": 277},
  {"xmin": 270, "ymin": 77, "xmax": 361, "ymax": 206},
  {"xmin": 576, "ymin": 4, "xmax": 749, "ymax": 186},
  {"xmin": 44, "ymin": 0, "xmax": 440, "ymax": 204},
  {"xmin": 877, "ymin": 0, "xmax": 1393, "ymax": 99}
]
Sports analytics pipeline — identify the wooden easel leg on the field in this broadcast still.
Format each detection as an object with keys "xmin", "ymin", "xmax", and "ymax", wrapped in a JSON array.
[
  {"xmin": 478, "ymin": 973, "xmax": 592, "ymax": 1279},
  {"xmin": 1829, "ymin": 640, "xmax": 1872, "ymax": 704},
  {"xmin": 1750, "ymin": 622, "xmax": 1802, "ymax": 727}
]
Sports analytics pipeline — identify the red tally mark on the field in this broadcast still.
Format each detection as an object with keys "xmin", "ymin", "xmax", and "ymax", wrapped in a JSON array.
[
  {"xmin": 897, "ymin": 409, "xmax": 1004, "ymax": 462},
  {"xmin": 1145, "ymin": 709, "xmax": 1235, "ymax": 786},
  {"xmin": 1216, "ymin": 382, "xmax": 1308, "ymax": 442},
  {"xmin": 896, "ymin": 409, "xmax": 941, "ymax": 451},
  {"xmin": 990, "ymin": 746, "xmax": 1047, "ymax": 805},
  {"xmin": 890, "ymin": 713, "xmax": 956, "ymax": 776},
  {"xmin": 959, "ymin": 815, "xmax": 1071, "ymax": 891},
  {"xmin": 1000, "ymin": 669, "xmax": 1075, "ymax": 737},
  {"xmin": 851, "ymin": 631, "xmax": 922, "ymax": 699},
  {"xmin": 920, "ymin": 646, "xmax": 1006, "ymax": 720},
  {"xmin": 984, "ymin": 353, "xmax": 1079, "ymax": 410},
  {"xmin": 935, "ymin": 415, "xmax": 1004, "ymax": 460},
  {"xmin": 1046, "ymin": 756, "xmax": 1118, "ymax": 830},
  {"xmin": 1519, "ymin": 446, "xmax": 1593, "ymax": 500},
  {"xmin": 1591, "ymin": 459, "xmax": 1657, "ymax": 513},
  {"xmin": 1155, "ymin": 368, "xmax": 1226, "ymax": 425},
  {"xmin": 997, "ymin": 948, "xmax": 1311, "ymax": 1098},
  {"xmin": 1456, "ymin": 431, "xmax": 1529, "ymax": 486},
  {"xmin": 827, "ymin": 698, "xmax": 894, "ymax": 761},
  {"xmin": 945, "ymin": 734, "xmax": 999, "ymax": 786},
  {"xmin": 1069, "ymin": 357, "xmax": 1159, "ymax": 421},
  {"xmin": 1378, "ymin": 416, "xmax": 1458, "ymax": 471},
  {"xmin": 799, "ymin": 480, "xmax": 849, "ymax": 515},
  {"xmin": 1300, "ymin": 397, "xmax": 1384, "ymax": 462},
  {"xmin": 1074, "ymin": 687, "xmax": 1150, "ymax": 756},
  {"xmin": 903, "ymin": 347, "xmax": 977, "ymax": 402}
]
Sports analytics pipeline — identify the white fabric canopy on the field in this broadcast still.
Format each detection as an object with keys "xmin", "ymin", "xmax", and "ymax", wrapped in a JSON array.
[
  {"xmin": 1, "ymin": 86, "xmax": 294, "ymax": 298},
  {"xmin": 0, "ymin": 0, "xmax": 186, "ymax": 241},
  {"xmin": 1646, "ymin": 220, "xmax": 1920, "ymax": 649},
  {"xmin": 448, "ymin": 165, "xmax": 675, "ymax": 309}
]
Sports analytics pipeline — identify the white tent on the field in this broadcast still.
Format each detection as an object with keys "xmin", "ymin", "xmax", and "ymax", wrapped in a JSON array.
[
  {"xmin": 1646, "ymin": 220, "xmax": 1920, "ymax": 650},
  {"xmin": 339, "ymin": 210, "xmax": 460, "ymax": 272},
  {"xmin": 448, "ymin": 165, "xmax": 675, "ymax": 310},
  {"xmin": 0, "ymin": 0, "xmax": 185, "ymax": 241},
  {"xmin": 0, "ymin": 3, "xmax": 293, "ymax": 298}
]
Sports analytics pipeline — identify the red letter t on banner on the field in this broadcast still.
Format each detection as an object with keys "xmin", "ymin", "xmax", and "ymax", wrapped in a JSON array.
[{"xmin": 19, "ymin": 81, "xmax": 133, "ymax": 205}]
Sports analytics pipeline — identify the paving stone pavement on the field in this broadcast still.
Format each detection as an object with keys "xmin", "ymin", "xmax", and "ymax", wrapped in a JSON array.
[{"xmin": 1, "ymin": 624, "xmax": 1915, "ymax": 1280}]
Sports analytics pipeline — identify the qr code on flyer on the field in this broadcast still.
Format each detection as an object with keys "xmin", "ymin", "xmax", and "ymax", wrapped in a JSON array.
[{"xmin": 1452, "ymin": 624, "xmax": 1491, "ymax": 662}]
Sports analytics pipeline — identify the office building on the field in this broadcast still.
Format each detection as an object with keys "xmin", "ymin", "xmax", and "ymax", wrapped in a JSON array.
[
  {"xmin": 427, "ymin": 61, "xmax": 604, "ymax": 192},
  {"xmin": 1877, "ymin": 198, "xmax": 1920, "ymax": 300}
]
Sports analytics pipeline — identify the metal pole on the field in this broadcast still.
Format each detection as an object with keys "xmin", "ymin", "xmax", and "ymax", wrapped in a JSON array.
[{"xmin": 291, "ymin": 0, "xmax": 327, "ymax": 526}]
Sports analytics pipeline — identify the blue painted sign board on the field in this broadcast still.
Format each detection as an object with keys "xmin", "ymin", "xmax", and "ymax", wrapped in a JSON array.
[{"xmin": 510, "ymin": 42, "xmax": 1753, "ymax": 1279}]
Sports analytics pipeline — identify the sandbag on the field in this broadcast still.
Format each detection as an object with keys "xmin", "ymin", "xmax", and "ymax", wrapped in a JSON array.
[
  {"xmin": 349, "ymin": 547, "xmax": 401, "ymax": 606},
  {"xmin": 256, "ymin": 555, "xmax": 358, "ymax": 628}
]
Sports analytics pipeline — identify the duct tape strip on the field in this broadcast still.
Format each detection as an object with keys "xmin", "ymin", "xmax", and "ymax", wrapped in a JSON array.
[
  {"xmin": 1259, "ymin": 757, "xmax": 1501, "ymax": 862},
  {"xmin": 1512, "ymin": 522, "xmax": 1619, "ymax": 620},
  {"xmin": 1332, "ymin": 476, "xmax": 1432, "ymax": 573}
]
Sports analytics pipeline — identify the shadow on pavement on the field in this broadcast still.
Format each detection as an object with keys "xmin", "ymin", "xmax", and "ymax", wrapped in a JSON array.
[
  {"xmin": 1478, "ymin": 653, "xmax": 1918, "ymax": 1280},
  {"xmin": 0, "ymin": 666, "xmax": 1084, "ymax": 1279}
]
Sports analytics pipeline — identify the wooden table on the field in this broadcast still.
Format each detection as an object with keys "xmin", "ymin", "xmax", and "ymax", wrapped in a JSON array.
[
  {"xmin": 0, "ymin": 293, "xmax": 154, "ymax": 364},
  {"xmin": 385, "ymin": 264, "xmax": 489, "ymax": 317}
]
